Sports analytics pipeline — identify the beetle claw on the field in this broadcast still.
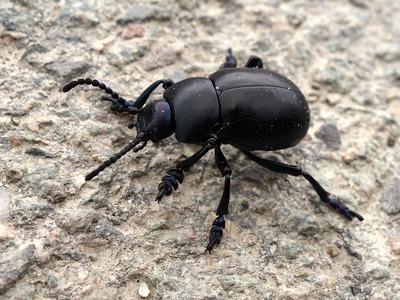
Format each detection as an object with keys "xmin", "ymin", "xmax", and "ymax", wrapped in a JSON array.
[
  {"xmin": 206, "ymin": 236, "xmax": 220, "ymax": 253},
  {"xmin": 206, "ymin": 239, "xmax": 217, "ymax": 254},
  {"xmin": 155, "ymin": 188, "xmax": 166, "ymax": 203}
]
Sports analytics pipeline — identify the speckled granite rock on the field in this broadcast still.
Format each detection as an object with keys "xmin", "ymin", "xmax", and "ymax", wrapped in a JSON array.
[{"xmin": 1, "ymin": 0, "xmax": 400, "ymax": 298}]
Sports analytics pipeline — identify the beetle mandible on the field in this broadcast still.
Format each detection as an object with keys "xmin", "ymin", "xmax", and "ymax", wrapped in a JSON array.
[{"xmin": 63, "ymin": 49, "xmax": 363, "ymax": 253}]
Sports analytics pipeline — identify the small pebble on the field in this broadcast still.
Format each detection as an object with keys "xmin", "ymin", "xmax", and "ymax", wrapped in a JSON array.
[
  {"xmin": 326, "ymin": 245, "xmax": 339, "ymax": 258},
  {"xmin": 121, "ymin": 24, "xmax": 144, "ymax": 40},
  {"xmin": 138, "ymin": 281, "xmax": 150, "ymax": 298}
]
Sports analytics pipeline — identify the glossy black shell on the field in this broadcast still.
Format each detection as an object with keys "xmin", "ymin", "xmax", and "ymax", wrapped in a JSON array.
[
  {"xmin": 164, "ymin": 68, "xmax": 310, "ymax": 151},
  {"xmin": 164, "ymin": 77, "xmax": 219, "ymax": 143}
]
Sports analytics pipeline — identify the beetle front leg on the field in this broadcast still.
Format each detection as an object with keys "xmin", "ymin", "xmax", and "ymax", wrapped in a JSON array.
[{"xmin": 155, "ymin": 135, "xmax": 217, "ymax": 202}]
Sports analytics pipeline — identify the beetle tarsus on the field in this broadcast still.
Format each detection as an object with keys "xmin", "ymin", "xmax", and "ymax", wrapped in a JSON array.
[
  {"xmin": 326, "ymin": 194, "xmax": 364, "ymax": 221},
  {"xmin": 156, "ymin": 168, "xmax": 184, "ymax": 202},
  {"xmin": 219, "ymin": 48, "xmax": 237, "ymax": 69},
  {"xmin": 206, "ymin": 215, "xmax": 225, "ymax": 253}
]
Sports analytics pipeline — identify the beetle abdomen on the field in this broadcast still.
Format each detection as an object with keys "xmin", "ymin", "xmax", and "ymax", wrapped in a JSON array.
[{"xmin": 209, "ymin": 68, "xmax": 310, "ymax": 151}]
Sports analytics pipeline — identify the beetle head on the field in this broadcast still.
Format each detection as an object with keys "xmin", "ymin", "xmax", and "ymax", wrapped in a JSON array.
[{"xmin": 136, "ymin": 99, "xmax": 174, "ymax": 142}]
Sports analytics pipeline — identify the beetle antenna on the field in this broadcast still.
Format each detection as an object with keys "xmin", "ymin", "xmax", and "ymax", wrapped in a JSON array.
[
  {"xmin": 132, "ymin": 79, "xmax": 173, "ymax": 110},
  {"xmin": 85, "ymin": 132, "xmax": 148, "ymax": 181},
  {"xmin": 63, "ymin": 78, "xmax": 127, "ymax": 105}
]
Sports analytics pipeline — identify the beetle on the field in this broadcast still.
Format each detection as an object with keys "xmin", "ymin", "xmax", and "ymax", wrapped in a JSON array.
[{"xmin": 63, "ymin": 49, "xmax": 363, "ymax": 253}]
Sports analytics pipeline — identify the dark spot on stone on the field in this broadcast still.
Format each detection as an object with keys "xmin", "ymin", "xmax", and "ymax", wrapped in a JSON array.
[
  {"xmin": 240, "ymin": 200, "xmax": 249, "ymax": 211},
  {"xmin": 387, "ymin": 137, "xmax": 396, "ymax": 147},
  {"xmin": 21, "ymin": 43, "xmax": 48, "ymax": 61},
  {"xmin": 25, "ymin": 147, "xmax": 55, "ymax": 158},
  {"xmin": 315, "ymin": 122, "xmax": 342, "ymax": 150},
  {"xmin": 350, "ymin": 286, "xmax": 362, "ymax": 296}
]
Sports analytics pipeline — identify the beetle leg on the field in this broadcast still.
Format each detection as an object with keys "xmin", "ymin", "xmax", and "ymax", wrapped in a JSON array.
[
  {"xmin": 243, "ymin": 151, "xmax": 364, "ymax": 222},
  {"xmin": 219, "ymin": 48, "xmax": 237, "ymax": 69},
  {"xmin": 155, "ymin": 135, "xmax": 218, "ymax": 202},
  {"xmin": 244, "ymin": 55, "xmax": 264, "ymax": 68},
  {"xmin": 206, "ymin": 144, "xmax": 232, "ymax": 253},
  {"xmin": 214, "ymin": 144, "xmax": 232, "ymax": 216}
]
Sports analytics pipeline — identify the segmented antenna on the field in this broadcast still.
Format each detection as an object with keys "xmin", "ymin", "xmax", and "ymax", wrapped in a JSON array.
[
  {"xmin": 63, "ymin": 78, "xmax": 127, "ymax": 105},
  {"xmin": 85, "ymin": 132, "xmax": 148, "ymax": 181}
]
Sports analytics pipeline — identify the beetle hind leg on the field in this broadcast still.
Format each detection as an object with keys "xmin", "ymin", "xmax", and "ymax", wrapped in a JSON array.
[{"xmin": 243, "ymin": 151, "xmax": 364, "ymax": 222}]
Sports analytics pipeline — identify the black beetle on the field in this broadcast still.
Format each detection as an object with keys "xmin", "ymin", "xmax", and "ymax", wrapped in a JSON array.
[{"xmin": 63, "ymin": 49, "xmax": 363, "ymax": 252}]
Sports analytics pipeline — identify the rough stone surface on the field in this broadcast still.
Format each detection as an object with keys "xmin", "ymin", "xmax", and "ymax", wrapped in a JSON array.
[
  {"xmin": 44, "ymin": 61, "xmax": 90, "ymax": 82},
  {"xmin": 0, "ymin": 244, "xmax": 36, "ymax": 294},
  {"xmin": 116, "ymin": 5, "xmax": 173, "ymax": 25},
  {"xmin": 1, "ymin": 0, "xmax": 400, "ymax": 299},
  {"xmin": 380, "ymin": 179, "xmax": 400, "ymax": 215},
  {"xmin": 56, "ymin": 209, "xmax": 97, "ymax": 234}
]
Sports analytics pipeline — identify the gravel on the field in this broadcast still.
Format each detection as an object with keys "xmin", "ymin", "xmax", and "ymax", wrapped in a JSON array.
[{"xmin": 1, "ymin": 0, "xmax": 400, "ymax": 298}]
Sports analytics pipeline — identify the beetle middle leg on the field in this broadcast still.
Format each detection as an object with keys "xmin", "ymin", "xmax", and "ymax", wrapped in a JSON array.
[
  {"xmin": 206, "ymin": 143, "xmax": 232, "ymax": 253},
  {"xmin": 155, "ymin": 135, "xmax": 218, "ymax": 202},
  {"xmin": 244, "ymin": 55, "xmax": 264, "ymax": 68},
  {"xmin": 243, "ymin": 151, "xmax": 364, "ymax": 221},
  {"xmin": 219, "ymin": 48, "xmax": 237, "ymax": 69}
]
